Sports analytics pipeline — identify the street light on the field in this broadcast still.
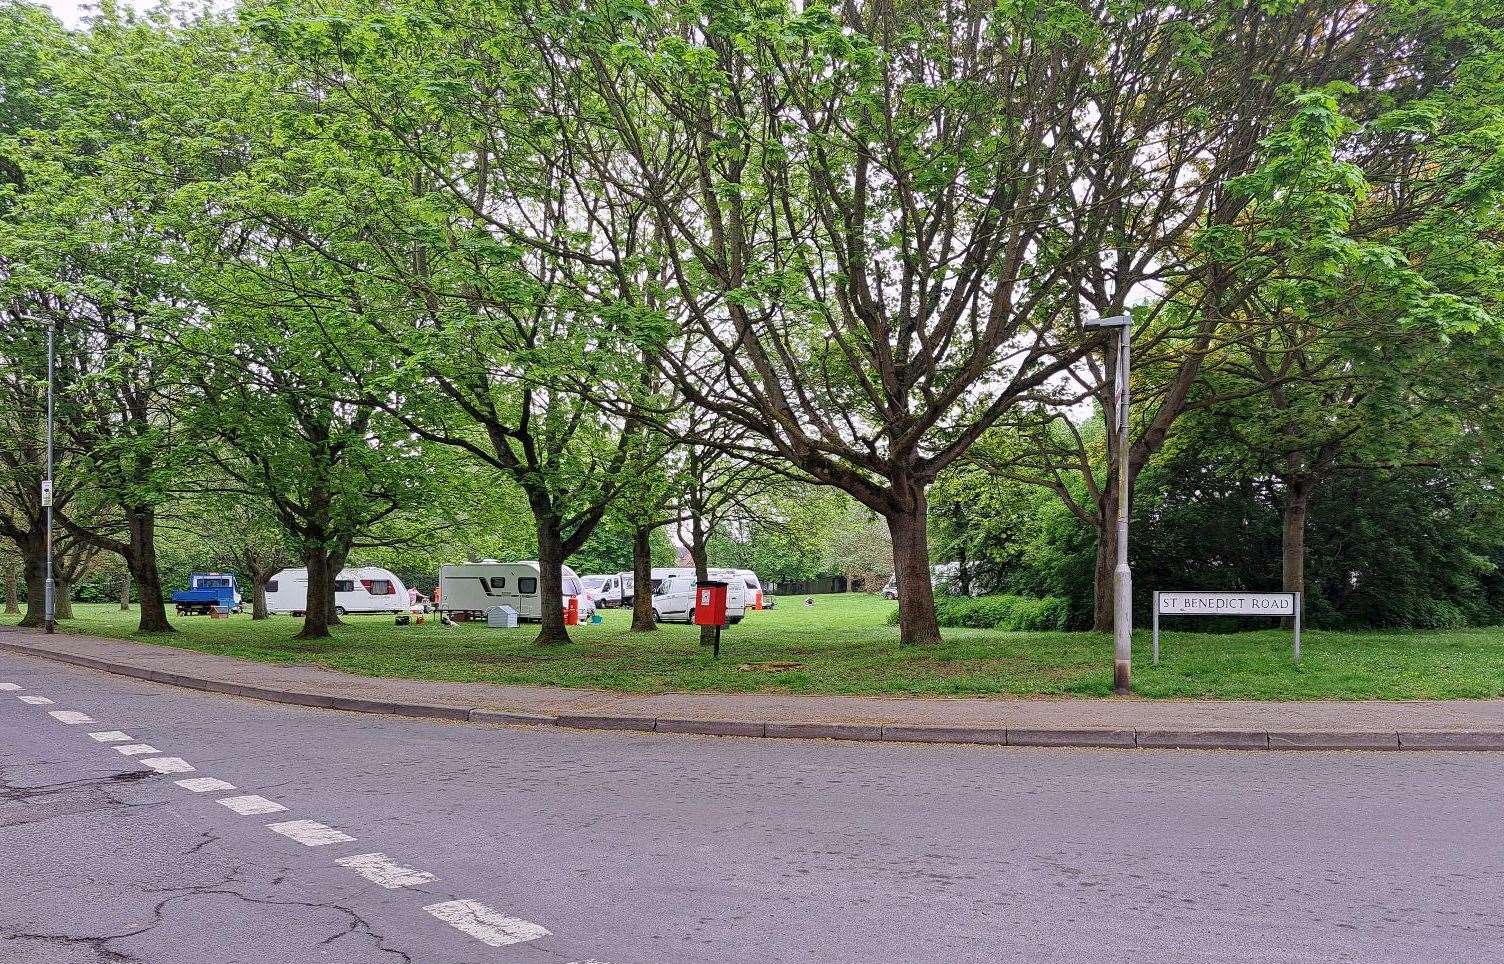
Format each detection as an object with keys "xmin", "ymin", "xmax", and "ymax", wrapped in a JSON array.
[
  {"xmin": 44, "ymin": 316, "xmax": 55, "ymax": 634},
  {"xmin": 1086, "ymin": 313, "xmax": 1132, "ymax": 693}
]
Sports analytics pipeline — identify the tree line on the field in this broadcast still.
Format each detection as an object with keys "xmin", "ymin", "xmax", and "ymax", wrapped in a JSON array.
[{"xmin": 1, "ymin": 0, "xmax": 1501, "ymax": 646}]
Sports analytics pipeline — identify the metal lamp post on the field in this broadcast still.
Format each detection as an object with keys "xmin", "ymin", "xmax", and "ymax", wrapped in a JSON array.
[
  {"xmin": 44, "ymin": 316, "xmax": 56, "ymax": 634},
  {"xmin": 1086, "ymin": 313, "xmax": 1133, "ymax": 693}
]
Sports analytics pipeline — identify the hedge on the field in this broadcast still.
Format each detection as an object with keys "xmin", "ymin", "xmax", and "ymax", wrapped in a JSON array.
[{"xmin": 887, "ymin": 594, "xmax": 1073, "ymax": 632}]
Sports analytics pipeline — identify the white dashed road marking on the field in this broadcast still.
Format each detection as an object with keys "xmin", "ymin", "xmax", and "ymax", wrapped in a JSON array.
[
  {"xmin": 139, "ymin": 757, "xmax": 195, "ymax": 774},
  {"xmin": 423, "ymin": 899, "xmax": 550, "ymax": 947},
  {"xmin": 89, "ymin": 731, "xmax": 133, "ymax": 743},
  {"xmin": 47, "ymin": 710, "xmax": 96, "ymax": 724},
  {"xmin": 217, "ymin": 795, "xmax": 287, "ymax": 816},
  {"xmin": 334, "ymin": 853, "xmax": 438, "ymax": 890},
  {"xmin": 16, "ymin": 682, "xmax": 601, "ymax": 961},
  {"xmin": 176, "ymin": 777, "xmax": 236, "ymax": 793},
  {"xmin": 266, "ymin": 820, "xmax": 355, "ymax": 847}
]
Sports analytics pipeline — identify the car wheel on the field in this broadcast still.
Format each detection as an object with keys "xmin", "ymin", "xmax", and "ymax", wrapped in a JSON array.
[
  {"xmin": 335, "ymin": 606, "xmax": 347, "ymax": 617},
  {"xmin": 651, "ymin": 609, "xmax": 662, "ymax": 625}
]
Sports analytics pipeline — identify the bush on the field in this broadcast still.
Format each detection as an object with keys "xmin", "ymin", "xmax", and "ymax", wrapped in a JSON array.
[{"xmin": 886, "ymin": 594, "xmax": 1072, "ymax": 632}]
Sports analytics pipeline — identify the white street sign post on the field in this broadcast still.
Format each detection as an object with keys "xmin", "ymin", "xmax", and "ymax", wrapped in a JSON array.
[{"xmin": 1153, "ymin": 591, "xmax": 1301, "ymax": 663}]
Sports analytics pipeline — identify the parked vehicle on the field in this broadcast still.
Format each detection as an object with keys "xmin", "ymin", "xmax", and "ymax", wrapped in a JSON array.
[
  {"xmin": 649, "ymin": 567, "xmax": 748, "ymax": 624},
  {"xmin": 436, "ymin": 560, "xmax": 596, "ymax": 622},
  {"xmin": 882, "ymin": 576, "xmax": 898, "ymax": 600},
  {"xmin": 172, "ymin": 573, "xmax": 243, "ymax": 615},
  {"xmin": 264, "ymin": 566, "xmax": 411, "ymax": 616},
  {"xmin": 734, "ymin": 569, "xmax": 767, "ymax": 610},
  {"xmin": 581, "ymin": 573, "xmax": 625, "ymax": 608}
]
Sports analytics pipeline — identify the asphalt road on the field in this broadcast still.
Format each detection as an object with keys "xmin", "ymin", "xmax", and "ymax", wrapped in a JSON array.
[{"xmin": 3, "ymin": 653, "xmax": 1503, "ymax": 964}]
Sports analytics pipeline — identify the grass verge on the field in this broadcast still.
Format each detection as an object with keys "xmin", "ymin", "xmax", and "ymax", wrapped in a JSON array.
[{"xmin": 8, "ymin": 595, "xmax": 1504, "ymax": 700}]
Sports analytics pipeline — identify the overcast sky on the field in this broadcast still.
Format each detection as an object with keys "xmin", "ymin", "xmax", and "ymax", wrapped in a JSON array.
[{"xmin": 44, "ymin": 0, "xmax": 212, "ymax": 28}]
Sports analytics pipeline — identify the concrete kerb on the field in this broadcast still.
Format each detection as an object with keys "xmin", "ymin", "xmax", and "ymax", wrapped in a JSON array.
[{"xmin": 6, "ymin": 637, "xmax": 1504, "ymax": 750}]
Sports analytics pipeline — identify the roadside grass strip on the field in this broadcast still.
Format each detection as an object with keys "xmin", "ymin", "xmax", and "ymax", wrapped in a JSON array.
[
  {"xmin": 175, "ymin": 777, "xmax": 235, "ymax": 793},
  {"xmin": 334, "ymin": 853, "xmax": 438, "ymax": 890},
  {"xmin": 423, "ymin": 899, "xmax": 550, "ymax": 947},
  {"xmin": 138, "ymin": 757, "xmax": 195, "ymax": 774},
  {"xmin": 0, "ymin": 683, "xmax": 21, "ymax": 690},
  {"xmin": 266, "ymin": 820, "xmax": 354, "ymax": 847},
  {"xmin": 216, "ymin": 795, "xmax": 287, "ymax": 816},
  {"xmin": 113, "ymin": 744, "xmax": 160, "ymax": 756},
  {"xmin": 88, "ymin": 731, "xmax": 132, "ymax": 742},
  {"xmin": 47, "ymin": 710, "xmax": 96, "ymax": 724},
  {"xmin": 17, "ymin": 695, "xmax": 53, "ymax": 704}
]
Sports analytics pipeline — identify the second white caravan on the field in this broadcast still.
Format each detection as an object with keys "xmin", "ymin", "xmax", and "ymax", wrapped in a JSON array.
[
  {"xmin": 264, "ymin": 566, "xmax": 411, "ymax": 616},
  {"xmin": 437, "ymin": 561, "xmax": 596, "ymax": 622}
]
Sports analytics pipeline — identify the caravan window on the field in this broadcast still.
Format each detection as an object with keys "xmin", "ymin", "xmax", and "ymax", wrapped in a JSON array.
[
  {"xmin": 364, "ymin": 579, "xmax": 394, "ymax": 596},
  {"xmin": 489, "ymin": 576, "xmax": 507, "ymax": 590},
  {"xmin": 334, "ymin": 579, "xmax": 355, "ymax": 593},
  {"xmin": 518, "ymin": 577, "xmax": 538, "ymax": 595},
  {"xmin": 266, "ymin": 580, "xmax": 278, "ymax": 592}
]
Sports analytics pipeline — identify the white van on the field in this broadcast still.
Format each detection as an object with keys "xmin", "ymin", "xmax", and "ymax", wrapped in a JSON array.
[
  {"xmin": 437, "ymin": 560, "xmax": 596, "ymax": 622},
  {"xmin": 649, "ymin": 567, "xmax": 748, "ymax": 624},
  {"xmin": 264, "ymin": 566, "xmax": 411, "ymax": 616},
  {"xmin": 581, "ymin": 573, "xmax": 625, "ymax": 608}
]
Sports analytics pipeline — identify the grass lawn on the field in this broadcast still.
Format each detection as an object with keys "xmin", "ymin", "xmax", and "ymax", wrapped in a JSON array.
[{"xmin": 9, "ymin": 594, "xmax": 1504, "ymax": 700}]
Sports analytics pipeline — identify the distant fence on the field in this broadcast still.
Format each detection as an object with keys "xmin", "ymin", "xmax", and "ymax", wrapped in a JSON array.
[{"xmin": 769, "ymin": 576, "xmax": 878, "ymax": 595}]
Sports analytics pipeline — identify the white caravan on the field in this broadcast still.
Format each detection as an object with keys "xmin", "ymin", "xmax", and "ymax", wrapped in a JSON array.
[
  {"xmin": 735, "ymin": 569, "xmax": 766, "ymax": 611},
  {"xmin": 264, "ymin": 566, "xmax": 411, "ymax": 616},
  {"xmin": 437, "ymin": 560, "xmax": 596, "ymax": 622},
  {"xmin": 581, "ymin": 573, "xmax": 625, "ymax": 608},
  {"xmin": 649, "ymin": 567, "xmax": 748, "ymax": 624}
]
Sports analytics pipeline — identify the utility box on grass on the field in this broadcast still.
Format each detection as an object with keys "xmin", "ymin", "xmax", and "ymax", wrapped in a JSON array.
[
  {"xmin": 694, "ymin": 581, "xmax": 729, "ymax": 627},
  {"xmin": 486, "ymin": 605, "xmax": 519, "ymax": 628},
  {"xmin": 694, "ymin": 580, "xmax": 730, "ymax": 659}
]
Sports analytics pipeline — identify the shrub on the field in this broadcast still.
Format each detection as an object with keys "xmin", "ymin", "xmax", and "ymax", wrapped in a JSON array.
[{"xmin": 907, "ymin": 594, "xmax": 1072, "ymax": 632}]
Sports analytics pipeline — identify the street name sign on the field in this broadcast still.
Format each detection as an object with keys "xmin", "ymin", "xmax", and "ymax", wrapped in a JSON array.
[{"xmin": 1153, "ymin": 591, "xmax": 1301, "ymax": 663}]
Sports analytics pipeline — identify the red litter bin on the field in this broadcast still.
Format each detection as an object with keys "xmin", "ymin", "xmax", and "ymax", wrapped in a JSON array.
[
  {"xmin": 694, "ymin": 580, "xmax": 729, "ymax": 658},
  {"xmin": 694, "ymin": 581, "xmax": 729, "ymax": 626}
]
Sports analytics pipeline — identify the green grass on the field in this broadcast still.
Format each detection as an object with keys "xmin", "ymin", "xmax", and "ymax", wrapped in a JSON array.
[{"xmin": 11, "ymin": 595, "xmax": 1504, "ymax": 700}]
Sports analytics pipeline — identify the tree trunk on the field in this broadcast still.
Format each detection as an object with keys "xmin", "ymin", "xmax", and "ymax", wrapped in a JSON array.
[
  {"xmin": 325, "ymin": 544, "xmax": 350, "ymax": 625},
  {"xmin": 129, "ymin": 509, "xmax": 173, "ymax": 633},
  {"xmin": 252, "ymin": 574, "xmax": 271, "ymax": 620},
  {"xmin": 19, "ymin": 551, "xmax": 45, "ymax": 629},
  {"xmin": 54, "ymin": 578, "xmax": 74, "ymax": 620},
  {"xmin": 4, "ymin": 560, "xmax": 18, "ymax": 615},
  {"xmin": 1281, "ymin": 476, "xmax": 1314, "ymax": 630},
  {"xmin": 688, "ymin": 520, "xmax": 714, "ymax": 647},
  {"xmin": 298, "ymin": 545, "xmax": 333, "ymax": 639},
  {"xmin": 630, "ymin": 524, "xmax": 656, "ymax": 632},
  {"xmin": 534, "ymin": 517, "xmax": 571, "ymax": 646},
  {"xmin": 885, "ymin": 482, "xmax": 942, "ymax": 647},
  {"xmin": 118, "ymin": 570, "xmax": 130, "ymax": 610},
  {"xmin": 1092, "ymin": 501, "xmax": 1118, "ymax": 633}
]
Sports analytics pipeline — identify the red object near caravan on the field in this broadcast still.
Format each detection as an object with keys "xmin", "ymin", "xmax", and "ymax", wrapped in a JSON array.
[
  {"xmin": 694, "ymin": 581, "xmax": 729, "ymax": 627},
  {"xmin": 565, "ymin": 595, "xmax": 580, "ymax": 626}
]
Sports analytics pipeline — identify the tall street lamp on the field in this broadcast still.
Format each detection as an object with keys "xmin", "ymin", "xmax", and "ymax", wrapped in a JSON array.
[
  {"xmin": 43, "ymin": 316, "xmax": 56, "ymax": 634},
  {"xmin": 1086, "ymin": 313, "xmax": 1133, "ymax": 693}
]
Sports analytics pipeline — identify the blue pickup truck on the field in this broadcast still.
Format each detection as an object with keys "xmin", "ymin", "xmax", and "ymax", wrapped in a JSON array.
[{"xmin": 172, "ymin": 573, "xmax": 244, "ymax": 616}]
